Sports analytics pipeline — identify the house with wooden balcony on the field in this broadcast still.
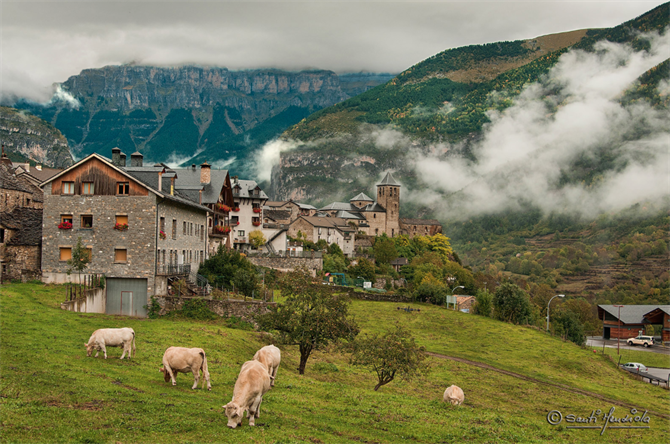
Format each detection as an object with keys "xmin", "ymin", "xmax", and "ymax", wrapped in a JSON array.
[
  {"xmin": 231, "ymin": 178, "xmax": 287, "ymax": 254},
  {"xmin": 40, "ymin": 149, "xmax": 211, "ymax": 317}
]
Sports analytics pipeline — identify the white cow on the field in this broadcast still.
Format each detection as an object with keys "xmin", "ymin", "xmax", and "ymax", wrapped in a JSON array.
[
  {"xmin": 253, "ymin": 345, "xmax": 281, "ymax": 387},
  {"xmin": 159, "ymin": 347, "xmax": 211, "ymax": 390},
  {"xmin": 443, "ymin": 385, "xmax": 465, "ymax": 405},
  {"xmin": 224, "ymin": 360, "xmax": 271, "ymax": 428},
  {"xmin": 84, "ymin": 327, "xmax": 135, "ymax": 359}
]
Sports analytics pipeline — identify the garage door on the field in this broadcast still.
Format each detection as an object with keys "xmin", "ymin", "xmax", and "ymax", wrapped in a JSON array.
[{"xmin": 106, "ymin": 278, "xmax": 148, "ymax": 317}]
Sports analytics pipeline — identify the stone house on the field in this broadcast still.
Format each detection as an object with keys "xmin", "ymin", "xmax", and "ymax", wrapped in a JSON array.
[
  {"xmin": 0, "ymin": 207, "xmax": 42, "ymax": 282},
  {"xmin": 288, "ymin": 216, "xmax": 355, "ymax": 257},
  {"xmin": 0, "ymin": 150, "xmax": 46, "ymax": 281},
  {"xmin": 41, "ymin": 152, "xmax": 210, "ymax": 317}
]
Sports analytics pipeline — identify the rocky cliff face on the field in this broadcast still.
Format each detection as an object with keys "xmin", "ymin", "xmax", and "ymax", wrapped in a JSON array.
[
  {"xmin": 64, "ymin": 66, "xmax": 348, "ymax": 118},
  {"xmin": 16, "ymin": 66, "xmax": 354, "ymax": 167},
  {"xmin": 0, "ymin": 106, "xmax": 73, "ymax": 168}
]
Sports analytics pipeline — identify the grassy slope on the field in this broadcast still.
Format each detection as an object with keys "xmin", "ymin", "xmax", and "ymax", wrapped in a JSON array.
[{"xmin": 1, "ymin": 283, "xmax": 668, "ymax": 444}]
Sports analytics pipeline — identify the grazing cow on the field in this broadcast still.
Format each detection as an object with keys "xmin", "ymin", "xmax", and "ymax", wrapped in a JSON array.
[
  {"xmin": 224, "ymin": 360, "xmax": 271, "ymax": 428},
  {"xmin": 84, "ymin": 327, "xmax": 135, "ymax": 359},
  {"xmin": 253, "ymin": 345, "xmax": 281, "ymax": 387},
  {"xmin": 159, "ymin": 347, "xmax": 211, "ymax": 390},
  {"xmin": 443, "ymin": 385, "xmax": 465, "ymax": 405}
]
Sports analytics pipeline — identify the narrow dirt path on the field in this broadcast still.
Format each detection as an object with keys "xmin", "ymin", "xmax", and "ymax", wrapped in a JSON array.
[{"xmin": 426, "ymin": 351, "xmax": 670, "ymax": 420}]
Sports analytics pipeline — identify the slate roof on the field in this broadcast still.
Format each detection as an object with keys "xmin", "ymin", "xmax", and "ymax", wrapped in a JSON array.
[
  {"xmin": 298, "ymin": 216, "xmax": 355, "ymax": 231},
  {"xmin": 400, "ymin": 218, "xmax": 442, "ymax": 226},
  {"xmin": 334, "ymin": 210, "xmax": 365, "ymax": 220},
  {"xmin": 0, "ymin": 163, "xmax": 35, "ymax": 194},
  {"xmin": 361, "ymin": 203, "xmax": 386, "ymax": 213},
  {"xmin": 170, "ymin": 166, "xmax": 229, "ymax": 204},
  {"xmin": 390, "ymin": 257, "xmax": 409, "ymax": 266},
  {"xmin": 233, "ymin": 179, "xmax": 268, "ymax": 199},
  {"xmin": 298, "ymin": 203, "xmax": 317, "ymax": 210},
  {"xmin": 350, "ymin": 192, "xmax": 374, "ymax": 202},
  {"xmin": 264, "ymin": 209, "xmax": 291, "ymax": 222},
  {"xmin": 319, "ymin": 202, "xmax": 358, "ymax": 212},
  {"xmin": 598, "ymin": 305, "xmax": 664, "ymax": 324},
  {"xmin": 0, "ymin": 207, "xmax": 42, "ymax": 246},
  {"xmin": 377, "ymin": 171, "xmax": 400, "ymax": 186}
]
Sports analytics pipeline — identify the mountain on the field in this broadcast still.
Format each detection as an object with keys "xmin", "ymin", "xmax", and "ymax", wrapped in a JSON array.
[
  {"xmin": 15, "ymin": 66, "xmax": 394, "ymax": 175},
  {"xmin": 273, "ymin": 3, "xmax": 669, "ymax": 205},
  {"xmin": 0, "ymin": 106, "xmax": 73, "ymax": 168}
]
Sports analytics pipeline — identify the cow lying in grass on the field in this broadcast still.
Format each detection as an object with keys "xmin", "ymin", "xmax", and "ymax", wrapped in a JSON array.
[
  {"xmin": 84, "ymin": 327, "xmax": 135, "ymax": 359},
  {"xmin": 253, "ymin": 345, "xmax": 281, "ymax": 387},
  {"xmin": 443, "ymin": 385, "xmax": 464, "ymax": 405},
  {"xmin": 159, "ymin": 347, "xmax": 211, "ymax": 390},
  {"xmin": 224, "ymin": 360, "xmax": 271, "ymax": 428}
]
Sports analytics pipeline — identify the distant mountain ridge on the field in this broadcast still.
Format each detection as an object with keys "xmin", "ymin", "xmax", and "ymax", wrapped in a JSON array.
[
  {"xmin": 273, "ymin": 3, "xmax": 669, "ymax": 205},
  {"xmin": 14, "ymin": 66, "xmax": 394, "ymax": 175}
]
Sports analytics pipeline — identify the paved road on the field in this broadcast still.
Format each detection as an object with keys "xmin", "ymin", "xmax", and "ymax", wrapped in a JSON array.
[
  {"xmin": 646, "ymin": 367, "xmax": 670, "ymax": 382},
  {"xmin": 586, "ymin": 336, "xmax": 670, "ymax": 355}
]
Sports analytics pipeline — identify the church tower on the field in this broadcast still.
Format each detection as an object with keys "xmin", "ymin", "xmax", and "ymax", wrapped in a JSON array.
[{"xmin": 376, "ymin": 171, "xmax": 401, "ymax": 237}]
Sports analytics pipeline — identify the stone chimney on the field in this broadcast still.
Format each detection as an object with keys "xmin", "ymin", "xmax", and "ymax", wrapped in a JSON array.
[
  {"xmin": 111, "ymin": 147, "xmax": 121, "ymax": 166},
  {"xmin": 200, "ymin": 161, "xmax": 211, "ymax": 184},
  {"xmin": 158, "ymin": 169, "xmax": 163, "ymax": 193},
  {"xmin": 0, "ymin": 145, "xmax": 12, "ymax": 166},
  {"xmin": 36, "ymin": 165, "xmax": 42, "ymax": 171},
  {"xmin": 119, "ymin": 153, "xmax": 127, "ymax": 167},
  {"xmin": 130, "ymin": 151, "xmax": 143, "ymax": 167}
]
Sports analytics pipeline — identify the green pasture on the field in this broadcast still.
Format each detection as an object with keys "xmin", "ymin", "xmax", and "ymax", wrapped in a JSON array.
[{"xmin": 1, "ymin": 283, "xmax": 668, "ymax": 443}]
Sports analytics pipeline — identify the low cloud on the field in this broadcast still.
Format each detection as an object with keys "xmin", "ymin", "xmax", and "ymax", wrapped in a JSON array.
[
  {"xmin": 254, "ymin": 139, "xmax": 304, "ymax": 183},
  {"xmin": 412, "ymin": 30, "xmax": 670, "ymax": 220}
]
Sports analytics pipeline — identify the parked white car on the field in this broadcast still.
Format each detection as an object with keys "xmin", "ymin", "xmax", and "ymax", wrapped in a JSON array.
[
  {"xmin": 626, "ymin": 335, "xmax": 655, "ymax": 347},
  {"xmin": 622, "ymin": 362, "xmax": 648, "ymax": 372}
]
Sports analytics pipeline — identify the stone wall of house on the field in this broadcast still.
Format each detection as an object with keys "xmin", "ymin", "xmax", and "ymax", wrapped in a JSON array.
[
  {"xmin": 1, "ymin": 245, "xmax": 41, "ymax": 281},
  {"xmin": 248, "ymin": 256, "xmax": 322, "ymax": 276},
  {"xmin": 0, "ymin": 188, "xmax": 42, "ymax": 212},
  {"xmin": 287, "ymin": 218, "xmax": 314, "ymax": 241},
  {"xmin": 363, "ymin": 211, "xmax": 387, "ymax": 237},
  {"xmin": 41, "ymin": 188, "xmax": 158, "ymax": 294},
  {"xmin": 157, "ymin": 199, "xmax": 208, "ymax": 273},
  {"xmin": 155, "ymin": 296, "xmax": 276, "ymax": 324}
]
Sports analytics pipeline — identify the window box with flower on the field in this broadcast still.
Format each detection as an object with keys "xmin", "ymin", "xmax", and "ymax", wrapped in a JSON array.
[
  {"xmin": 114, "ymin": 223, "xmax": 129, "ymax": 231},
  {"xmin": 159, "ymin": 230, "xmax": 167, "ymax": 240},
  {"xmin": 252, "ymin": 221, "xmax": 261, "ymax": 226},
  {"xmin": 232, "ymin": 207, "xmax": 240, "ymax": 212},
  {"xmin": 58, "ymin": 221, "xmax": 73, "ymax": 230},
  {"xmin": 253, "ymin": 208, "xmax": 262, "ymax": 213}
]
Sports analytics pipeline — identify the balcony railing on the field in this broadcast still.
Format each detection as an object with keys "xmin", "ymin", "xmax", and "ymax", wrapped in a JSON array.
[{"xmin": 156, "ymin": 264, "xmax": 192, "ymax": 276}]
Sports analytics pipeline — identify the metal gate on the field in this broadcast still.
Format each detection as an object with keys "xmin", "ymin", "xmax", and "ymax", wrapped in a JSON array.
[{"xmin": 106, "ymin": 278, "xmax": 148, "ymax": 317}]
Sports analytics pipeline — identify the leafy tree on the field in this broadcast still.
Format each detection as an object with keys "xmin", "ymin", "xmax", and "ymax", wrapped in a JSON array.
[
  {"xmin": 257, "ymin": 269, "xmax": 359, "ymax": 375},
  {"xmin": 314, "ymin": 239, "xmax": 328, "ymax": 251},
  {"xmin": 473, "ymin": 289, "xmax": 493, "ymax": 317},
  {"xmin": 232, "ymin": 268, "xmax": 260, "ymax": 297},
  {"xmin": 373, "ymin": 235, "xmax": 398, "ymax": 265},
  {"xmin": 426, "ymin": 233, "xmax": 454, "ymax": 262},
  {"xmin": 323, "ymin": 254, "xmax": 347, "ymax": 274},
  {"xmin": 414, "ymin": 275, "xmax": 447, "ymax": 305},
  {"xmin": 199, "ymin": 245, "xmax": 259, "ymax": 293},
  {"xmin": 66, "ymin": 237, "xmax": 90, "ymax": 287},
  {"xmin": 328, "ymin": 243, "xmax": 344, "ymax": 257},
  {"xmin": 249, "ymin": 230, "xmax": 266, "ymax": 249},
  {"xmin": 493, "ymin": 282, "xmax": 533, "ymax": 325},
  {"xmin": 351, "ymin": 325, "xmax": 429, "ymax": 391},
  {"xmin": 552, "ymin": 310, "xmax": 586, "ymax": 346},
  {"xmin": 349, "ymin": 257, "xmax": 376, "ymax": 282}
]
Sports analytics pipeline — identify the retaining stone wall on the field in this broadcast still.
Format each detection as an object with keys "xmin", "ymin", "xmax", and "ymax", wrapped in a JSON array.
[
  {"xmin": 248, "ymin": 256, "xmax": 322, "ymax": 276},
  {"xmin": 155, "ymin": 296, "xmax": 276, "ymax": 324}
]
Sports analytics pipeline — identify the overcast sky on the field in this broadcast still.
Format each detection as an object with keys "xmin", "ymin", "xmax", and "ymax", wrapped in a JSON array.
[{"xmin": 1, "ymin": 0, "xmax": 667, "ymax": 102}]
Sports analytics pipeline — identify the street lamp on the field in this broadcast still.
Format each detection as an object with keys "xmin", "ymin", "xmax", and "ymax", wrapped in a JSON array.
[
  {"xmin": 546, "ymin": 294, "xmax": 565, "ymax": 332},
  {"xmin": 613, "ymin": 304, "xmax": 624, "ymax": 354},
  {"xmin": 447, "ymin": 285, "xmax": 465, "ymax": 310}
]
